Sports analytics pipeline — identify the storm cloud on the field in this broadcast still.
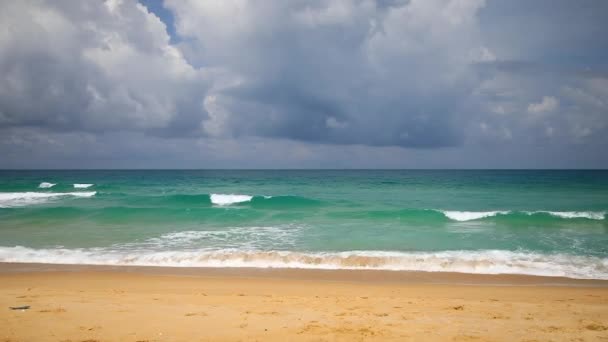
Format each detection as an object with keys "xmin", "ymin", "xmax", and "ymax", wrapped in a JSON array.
[{"xmin": 1, "ymin": 0, "xmax": 607, "ymax": 168}]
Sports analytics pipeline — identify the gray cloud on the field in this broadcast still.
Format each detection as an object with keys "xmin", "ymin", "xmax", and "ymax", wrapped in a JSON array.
[
  {"xmin": 168, "ymin": 0, "xmax": 489, "ymax": 147},
  {"xmin": 0, "ymin": 0, "xmax": 607, "ymax": 168}
]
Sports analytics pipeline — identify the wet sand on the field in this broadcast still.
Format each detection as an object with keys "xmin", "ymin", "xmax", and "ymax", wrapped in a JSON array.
[{"xmin": 1, "ymin": 263, "xmax": 607, "ymax": 341}]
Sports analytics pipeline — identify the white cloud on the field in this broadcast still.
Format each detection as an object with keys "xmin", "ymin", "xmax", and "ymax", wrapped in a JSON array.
[
  {"xmin": 203, "ymin": 94, "xmax": 231, "ymax": 137},
  {"xmin": 0, "ymin": 0, "xmax": 210, "ymax": 132},
  {"xmin": 325, "ymin": 116, "xmax": 348, "ymax": 129},
  {"xmin": 527, "ymin": 96, "xmax": 559, "ymax": 114},
  {"xmin": 470, "ymin": 46, "xmax": 497, "ymax": 63}
]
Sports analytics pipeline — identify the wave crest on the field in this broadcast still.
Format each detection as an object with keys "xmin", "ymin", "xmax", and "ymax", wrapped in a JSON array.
[
  {"xmin": 38, "ymin": 182, "xmax": 56, "ymax": 188},
  {"xmin": 73, "ymin": 184, "xmax": 94, "ymax": 189},
  {"xmin": 440, "ymin": 211, "xmax": 509, "ymax": 221},
  {"xmin": 438, "ymin": 210, "xmax": 605, "ymax": 221},
  {"xmin": 210, "ymin": 194, "xmax": 253, "ymax": 205},
  {"xmin": 0, "ymin": 192, "xmax": 96, "ymax": 208},
  {"xmin": 529, "ymin": 211, "xmax": 606, "ymax": 220}
]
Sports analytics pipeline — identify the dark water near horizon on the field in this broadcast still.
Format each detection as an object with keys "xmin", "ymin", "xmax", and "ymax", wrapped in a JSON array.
[{"xmin": 1, "ymin": 170, "xmax": 607, "ymax": 279}]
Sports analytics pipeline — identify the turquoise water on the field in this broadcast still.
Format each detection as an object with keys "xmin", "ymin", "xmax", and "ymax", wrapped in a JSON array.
[{"xmin": 1, "ymin": 170, "xmax": 607, "ymax": 278}]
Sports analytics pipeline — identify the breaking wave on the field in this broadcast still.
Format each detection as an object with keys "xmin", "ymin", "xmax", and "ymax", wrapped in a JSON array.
[
  {"xmin": 210, "ymin": 194, "xmax": 253, "ymax": 205},
  {"xmin": 0, "ymin": 192, "xmax": 97, "ymax": 208},
  {"xmin": 73, "ymin": 184, "xmax": 94, "ymax": 189},
  {"xmin": 0, "ymin": 246, "xmax": 606, "ymax": 279},
  {"xmin": 441, "ymin": 211, "xmax": 509, "ymax": 221},
  {"xmin": 135, "ymin": 193, "xmax": 323, "ymax": 208},
  {"xmin": 38, "ymin": 182, "xmax": 56, "ymax": 188},
  {"xmin": 111, "ymin": 191, "xmax": 605, "ymax": 220},
  {"xmin": 436, "ymin": 210, "xmax": 605, "ymax": 222},
  {"xmin": 527, "ymin": 211, "xmax": 606, "ymax": 220}
]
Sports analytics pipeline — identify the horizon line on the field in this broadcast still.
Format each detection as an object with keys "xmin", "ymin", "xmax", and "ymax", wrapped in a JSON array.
[{"xmin": 1, "ymin": 168, "xmax": 607, "ymax": 171}]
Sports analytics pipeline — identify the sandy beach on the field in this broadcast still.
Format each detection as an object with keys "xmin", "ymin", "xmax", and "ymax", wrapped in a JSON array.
[{"xmin": 1, "ymin": 263, "xmax": 607, "ymax": 341}]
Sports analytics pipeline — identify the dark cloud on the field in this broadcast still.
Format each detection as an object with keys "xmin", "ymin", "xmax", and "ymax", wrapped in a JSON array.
[{"xmin": 0, "ymin": 0, "xmax": 607, "ymax": 168}]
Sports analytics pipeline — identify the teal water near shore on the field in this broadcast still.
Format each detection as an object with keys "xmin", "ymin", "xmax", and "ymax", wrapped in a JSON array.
[{"xmin": 1, "ymin": 170, "xmax": 607, "ymax": 279}]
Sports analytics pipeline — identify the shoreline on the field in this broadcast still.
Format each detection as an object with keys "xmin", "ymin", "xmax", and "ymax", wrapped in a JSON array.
[{"xmin": 2, "ymin": 262, "xmax": 607, "ymax": 287}]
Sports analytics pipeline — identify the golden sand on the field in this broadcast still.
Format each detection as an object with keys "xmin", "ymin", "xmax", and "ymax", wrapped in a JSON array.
[{"xmin": 1, "ymin": 264, "xmax": 607, "ymax": 341}]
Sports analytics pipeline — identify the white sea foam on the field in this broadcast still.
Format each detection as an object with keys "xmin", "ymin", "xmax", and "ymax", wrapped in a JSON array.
[
  {"xmin": 73, "ymin": 184, "xmax": 94, "ymax": 189},
  {"xmin": 0, "ymin": 246, "xmax": 606, "ymax": 279},
  {"xmin": 38, "ymin": 182, "xmax": 56, "ymax": 188},
  {"xmin": 136, "ymin": 226, "xmax": 304, "ymax": 250},
  {"xmin": 210, "ymin": 194, "xmax": 253, "ymax": 205},
  {"xmin": 0, "ymin": 192, "xmax": 96, "ymax": 207},
  {"xmin": 440, "ymin": 210, "xmax": 605, "ymax": 221},
  {"xmin": 530, "ymin": 211, "xmax": 606, "ymax": 220},
  {"xmin": 441, "ymin": 211, "xmax": 510, "ymax": 221}
]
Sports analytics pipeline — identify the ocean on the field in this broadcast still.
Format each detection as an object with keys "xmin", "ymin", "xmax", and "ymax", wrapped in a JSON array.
[{"xmin": 0, "ymin": 170, "xmax": 607, "ymax": 279}]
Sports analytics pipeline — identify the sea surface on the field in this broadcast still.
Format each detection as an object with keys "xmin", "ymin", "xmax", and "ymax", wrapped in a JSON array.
[{"xmin": 0, "ymin": 170, "xmax": 607, "ymax": 279}]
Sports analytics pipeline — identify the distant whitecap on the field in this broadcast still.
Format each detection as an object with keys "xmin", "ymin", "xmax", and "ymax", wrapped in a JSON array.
[{"xmin": 38, "ymin": 182, "xmax": 56, "ymax": 188}]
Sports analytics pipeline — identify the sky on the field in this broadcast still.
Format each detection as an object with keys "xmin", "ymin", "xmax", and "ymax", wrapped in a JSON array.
[{"xmin": 0, "ymin": 0, "xmax": 607, "ymax": 169}]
